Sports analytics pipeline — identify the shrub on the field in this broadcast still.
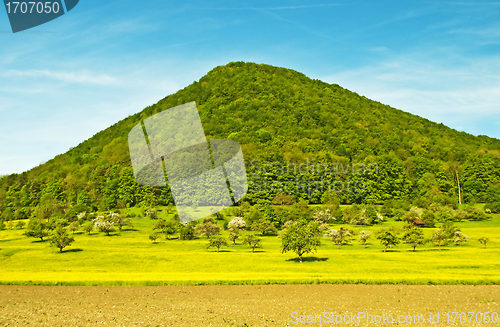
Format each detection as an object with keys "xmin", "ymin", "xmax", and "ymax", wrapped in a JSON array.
[
  {"xmin": 484, "ymin": 202, "xmax": 500, "ymax": 214},
  {"xmin": 465, "ymin": 206, "xmax": 487, "ymax": 221}
]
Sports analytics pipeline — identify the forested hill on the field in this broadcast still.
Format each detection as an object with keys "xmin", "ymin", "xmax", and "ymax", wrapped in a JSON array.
[{"xmin": 2, "ymin": 61, "xmax": 500, "ymax": 219}]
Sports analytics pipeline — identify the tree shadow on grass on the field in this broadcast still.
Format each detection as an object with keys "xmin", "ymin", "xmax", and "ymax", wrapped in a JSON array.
[
  {"xmin": 0, "ymin": 237, "xmax": 25, "ymax": 243},
  {"xmin": 120, "ymin": 228, "xmax": 139, "ymax": 232},
  {"xmin": 207, "ymin": 250, "xmax": 232, "ymax": 253},
  {"xmin": 287, "ymin": 257, "xmax": 329, "ymax": 263},
  {"xmin": 62, "ymin": 248, "xmax": 83, "ymax": 253}
]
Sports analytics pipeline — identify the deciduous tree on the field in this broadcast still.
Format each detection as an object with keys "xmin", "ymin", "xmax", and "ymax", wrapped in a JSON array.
[
  {"xmin": 402, "ymin": 226, "xmax": 426, "ymax": 252},
  {"xmin": 229, "ymin": 231, "xmax": 240, "ymax": 245},
  {"xmin": 479, "ymin": 237, "xmax": 489, "ymax": 249},
  {"xmin": 68, "ymin": 221, "xmax": 79, "ymax": 234},
  {"xmin": 357, "ymin": 230, "xmax": 371, "ymax": 249},
  {"xmin": 281, "ymin": 220, "xmax": 321, "ymax": 263},
  {"xmin": 377, "ymin": 229, "xmax": 400, "ymax": 252},
  {"xmin": 111, "ymin": 212, "xmax": 133, "ymax": 231},
  {"xmin": 251, "ymin": 219, "xmax": 277, "ymax": 236},
  {"xmin": 196, "ymin": 217, "xmax": 220, "ymax": 238},
  {"xmin": 431, "ymin": 229, "xmax": 447, "ymax": 250},
  {"xmin": 453, "ymin": 231, "xmax": 470, "ymax": 246},
  {"xmin": 24, "ymin": 219, "xmax": 49, "ymax": 241},
  {"xmin": 242, "ymin": 234, "xmax": 261, "ymax": 252},
  {"xmin": 329, "ymin": 226, "xmax": 353, "ymax": 249},
  {"xmin": 93, "ymin": 216, "xmax": 115, "ymax": 236},
  {"xmin": 207, "ymin": 236, "xmax": 229, "ymax": 252},
  {"xmin": 50, "ymin": 225, "xmax": 75, "ymax": 253},
  {"xmin": 149, "ymin": 232, "xmax": 161, "ymax": 243},
  {"xmin": 228, "ymin": 216, "xmax": 246, "ymax": 230},
  {"xmin": 82, "ymin": 221, "xmax": 94, "ymax": 235}
]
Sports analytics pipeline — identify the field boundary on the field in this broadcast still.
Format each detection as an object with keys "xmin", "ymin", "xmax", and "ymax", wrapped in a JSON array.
[{"xmin": 0, "ymin": 278, "xmax": 498, "ymax": 286}]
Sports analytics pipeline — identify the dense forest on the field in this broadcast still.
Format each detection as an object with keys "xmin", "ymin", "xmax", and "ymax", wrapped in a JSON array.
[{"xmin": 1, "ymin": 61, "xmax": 500, "ymax": 222}]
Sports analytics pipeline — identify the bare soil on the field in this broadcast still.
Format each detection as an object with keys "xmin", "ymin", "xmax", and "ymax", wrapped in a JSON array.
[{"xmin": 0, "ymin": 285, "xmax": 498, "ymax": 326}]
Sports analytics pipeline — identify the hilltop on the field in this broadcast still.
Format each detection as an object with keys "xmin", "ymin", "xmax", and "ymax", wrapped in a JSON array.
[{"xmin": 1, "ymin": 61, "xmax": 500, "ymax": 219}]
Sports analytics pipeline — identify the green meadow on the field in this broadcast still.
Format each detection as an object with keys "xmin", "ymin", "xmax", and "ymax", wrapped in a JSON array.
[{"xmin": 0, "ymin": 206, "xmax": 498, "ymax": 286}]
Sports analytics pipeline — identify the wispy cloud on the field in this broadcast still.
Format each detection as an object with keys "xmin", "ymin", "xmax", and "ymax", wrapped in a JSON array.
[
  {"xmin": 436, "ymin": 2, "xmax": 500, "ymax": 5},
  {"xmin": 190, "ymin": 4, "xmax": 347, "ymax": 11},
  {"xmin": 448, "ymin": 25, "xmax": 500, "ymax": 41},
  {"xmin": 258, "ymin": 9, "xmax": 335, "ymax": 41},
  {"xmin": 106, "ymin": 17, "xmax": 162, "ymax": 34},
  {"xmin": 321, "ymin": 52, "xmax": 500, "ymax": 137},
  {"xmin": 3, "ymin": 69, "xmax": 118, "ymax": 85}
]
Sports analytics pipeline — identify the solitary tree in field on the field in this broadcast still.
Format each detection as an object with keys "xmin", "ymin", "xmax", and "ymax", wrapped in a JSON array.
[
  {"xmin": 377, "ymin": 229, "xmax": 400, "ymax": 252},
  {"xmin": 68, "ymin": 221, "xmax": 79, "ymax": 234},
  {"xmin": 149, "ymin": 232, "xmax": 161, "ymax": 244},
  {"xmin": 24, "ymin": 219, "xmax": 49, "ymax": 241},
  {"xmin": 479, "ymin": 237, "xmax": 489, "ymax": 249},
  {"xmin": 402, "ymin": 226, "xmax": 426, "ymax": 252},
  {"xmin": 164, "ymin": 220, "xmax": 177, "ymax": 240},
  {"xmin": 453, "ymin": 231, "xmax": 470, "ymax": 246},
  {"xmin": 228, "ymin": 217, "xmax": 246, "ymax": 230},
  {"xmin": 241, "ymin": 234, "xmax": 261, "ymax": 252},
  {"xmin": 207, "ymin": 236, "xmax": 229, "ymax": 252},
  {"xmin": 82, "ymin": 221, "xmax": 94, "ymax": 235},
  {"xmin": 431, "ymin": 229, "xmax": 447, "ymax": 250},
  {"xmin": 179, "ymin": 222, "xmax": 195, "ymax": 240},
  {"xmin": 228, "ymin": 231, "xmax": 240, "ymax": 245},
  {"xmin": 112, "ymin": 213, "xmax": 133, "ymax": 232},
  {"xmin": 196, "ymin": 217, "xmax": 220, "ymax": 238},
  {"xmin": 442, "ymin": 222, "xmax": 460, "ymax": 239},
  {"xmin": 357, "ymin": 230, "xmax": 371, "ymax": 249},
  {"xmin": 93, "ymin": 216, "xmax": 115, "ymax": 236},
  {"xmin": 281, "ymin": 220, "xmax": 321, "ymax": 263},
  {"xmin": 153, "ymin": 219, "xmax": 177, "ymax": 239},
  {"xmin": 154, "ymin": 219, "xmax": 168, "ymax": 234},
  {"xmin": 329, "ymin": 226, "xmax": 353, "ymax": 249},
  {"xmin": 50, "ymin": 225, "xmax": 75, "ymax": 253}
]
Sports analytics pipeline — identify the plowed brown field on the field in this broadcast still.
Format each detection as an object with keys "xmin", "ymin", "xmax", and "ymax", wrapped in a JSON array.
[{"xmin": 0, "ymin": 285, "xmax": 498, "ymax": 326}]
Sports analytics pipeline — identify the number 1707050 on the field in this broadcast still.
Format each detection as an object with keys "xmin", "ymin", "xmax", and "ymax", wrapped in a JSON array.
[{"xmin": 5, "ymin": 2, "xmax": 60, "ymax": 14}]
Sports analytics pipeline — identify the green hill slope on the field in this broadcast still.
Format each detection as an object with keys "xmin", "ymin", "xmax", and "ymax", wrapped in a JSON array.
[{"xmin": 1, "ymin": 61, "xmax": 500, "ymax": 220}]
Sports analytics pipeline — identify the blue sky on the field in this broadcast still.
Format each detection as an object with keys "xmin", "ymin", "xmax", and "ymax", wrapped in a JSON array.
[{"xmin": 1, "ymin": 0, "xmax": 500, "ymax": 175}]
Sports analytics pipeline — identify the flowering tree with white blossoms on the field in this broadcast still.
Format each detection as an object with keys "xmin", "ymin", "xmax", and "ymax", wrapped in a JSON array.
[
  {"xmin": 93, "ymin": 214, "xmax": 116, "ymax": 236},
  {"xmin": 228, "ymin": 216, "xmax": 246, "ymax": 230},
  {"xmin": 312, "ymin": 209, "xmax": 335, "ymax": 223}
]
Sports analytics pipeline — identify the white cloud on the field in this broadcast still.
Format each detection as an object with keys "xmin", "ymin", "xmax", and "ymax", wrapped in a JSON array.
[
  {"xmin": 3, "ymin": 69, "xmax": 118, "ymax": 85},
  {"xmin": 191, "ymin": 4, "xmax": 346, "ymax": 11}
]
